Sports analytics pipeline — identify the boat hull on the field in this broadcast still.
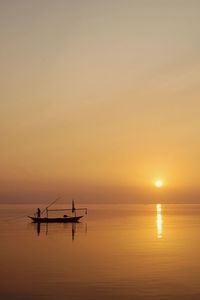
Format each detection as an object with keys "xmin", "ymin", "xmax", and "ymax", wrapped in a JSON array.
[{"xmin": 28, "ymin": 216, "xmax": 83, "ymax": 223}]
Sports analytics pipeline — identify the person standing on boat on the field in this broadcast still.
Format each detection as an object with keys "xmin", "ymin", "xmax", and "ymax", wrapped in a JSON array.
[{"xmin": 37, "ymin": 208, "xmax": 41, "ymax": 218}]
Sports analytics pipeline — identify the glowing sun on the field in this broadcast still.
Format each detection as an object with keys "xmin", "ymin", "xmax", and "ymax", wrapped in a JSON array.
[{"xmin": 154, "ymin": 180, "xmax": 163, "ymax": 188}]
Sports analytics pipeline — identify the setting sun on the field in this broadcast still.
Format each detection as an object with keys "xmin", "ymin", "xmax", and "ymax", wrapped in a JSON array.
[{"xmin": 154, "ymin": 180, "xmax": 164, "ymax": 188}]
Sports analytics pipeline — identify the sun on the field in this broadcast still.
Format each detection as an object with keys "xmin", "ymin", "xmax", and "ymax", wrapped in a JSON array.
[{"xmin": 154, "ymin": 180, "xmax": 163, "ymax": 188}]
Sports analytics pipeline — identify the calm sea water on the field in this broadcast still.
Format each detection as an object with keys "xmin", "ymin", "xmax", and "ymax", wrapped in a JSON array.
[{"xmin": 0, "ymin": 203, "xmax": 200, "ymax": 300}]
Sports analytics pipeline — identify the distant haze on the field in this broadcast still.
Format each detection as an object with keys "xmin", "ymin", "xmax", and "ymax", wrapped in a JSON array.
[{"xmin": 1, "ymin": 1, "xmax": 200, "ymax": 203}]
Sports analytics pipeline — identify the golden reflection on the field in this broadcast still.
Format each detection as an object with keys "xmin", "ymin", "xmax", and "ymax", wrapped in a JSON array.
[{"xmin": 156, "ymin": 204, "xmax": 163, "ymax": 239}]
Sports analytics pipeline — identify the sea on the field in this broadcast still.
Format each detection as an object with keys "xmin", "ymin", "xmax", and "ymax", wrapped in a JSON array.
[{"xmin": 0, "ymin": 203, "xmax": 200, "ymax": 300}]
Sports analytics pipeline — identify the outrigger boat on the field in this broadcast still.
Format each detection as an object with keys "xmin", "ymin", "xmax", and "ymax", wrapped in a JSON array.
[
  {"xmin": 28, "ymin": 199, "xmax": 87, "ymax": 223},
  {"xmin": 29, "ymin": 215, "xmax": 83, "ymax": 223}
]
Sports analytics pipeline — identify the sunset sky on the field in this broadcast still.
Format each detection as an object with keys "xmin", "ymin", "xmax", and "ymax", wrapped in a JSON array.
[{"xmin": 1, "ymin": 0, "xmax": 200, "ymax": 202}]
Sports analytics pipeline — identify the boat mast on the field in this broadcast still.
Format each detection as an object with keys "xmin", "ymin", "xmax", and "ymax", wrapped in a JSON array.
[{"xmin": 72, "ymin": 199, "xmax": 76, "ymax": 216}]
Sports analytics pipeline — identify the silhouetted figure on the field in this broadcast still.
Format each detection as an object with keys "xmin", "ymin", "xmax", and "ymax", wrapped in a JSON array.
[{"xmin": 37, "ymin": 208, "xmax": 41, "ymax": 218}]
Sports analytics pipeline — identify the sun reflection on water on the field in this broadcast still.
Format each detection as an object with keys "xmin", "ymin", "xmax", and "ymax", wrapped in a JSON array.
[{"xmin": 156, "ymin": 204, "xmax": 163, "ymax": 239}]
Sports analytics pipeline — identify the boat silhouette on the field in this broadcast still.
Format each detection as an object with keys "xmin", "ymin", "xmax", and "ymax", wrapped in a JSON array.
[
  {"xmin": 28, "ymin": 215, "xmax": 83, "ymax": 223},
  {"xmin": 28, "ymin": 199, "xmax": 87, "ymax": 223}
]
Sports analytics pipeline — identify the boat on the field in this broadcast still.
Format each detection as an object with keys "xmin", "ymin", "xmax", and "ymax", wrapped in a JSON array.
[
  {"xmin": 28, "ymin": 215, "xmax": 83, "ymax": 223},
  {"xmin": 28, "ymin": 199, "xmax": 87, "ymax": 223}
]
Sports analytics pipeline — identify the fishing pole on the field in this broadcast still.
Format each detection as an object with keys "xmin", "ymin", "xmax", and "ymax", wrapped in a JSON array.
[
  {"xmin": 41, "ymin": 196, "xmax": 62, "ymax": 215},
  {"xmin": 2, "ymin": 196, "xmax": 62, "ymax": 222}
]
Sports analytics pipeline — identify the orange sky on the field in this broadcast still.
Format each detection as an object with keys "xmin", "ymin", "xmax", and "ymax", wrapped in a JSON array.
[{"xmin": 1, "ymin": 1, "xmax": 200, "ymax": 202}]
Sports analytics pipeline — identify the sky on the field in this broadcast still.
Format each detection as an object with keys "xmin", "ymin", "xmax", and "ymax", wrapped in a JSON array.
[{"xmin": 1, "ymin": 0, "xmax": 200, "ymax": 203}]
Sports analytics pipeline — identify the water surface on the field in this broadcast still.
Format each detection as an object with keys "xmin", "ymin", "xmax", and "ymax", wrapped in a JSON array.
[{"xmin": 0, "ymin": 203, "xmax": 200, "ymax": 300}]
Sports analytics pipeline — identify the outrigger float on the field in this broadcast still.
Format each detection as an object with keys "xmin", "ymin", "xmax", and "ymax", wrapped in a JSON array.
[{"xmin": 28, "ymin": 199, "xmax": 87, "ymax": 223}]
